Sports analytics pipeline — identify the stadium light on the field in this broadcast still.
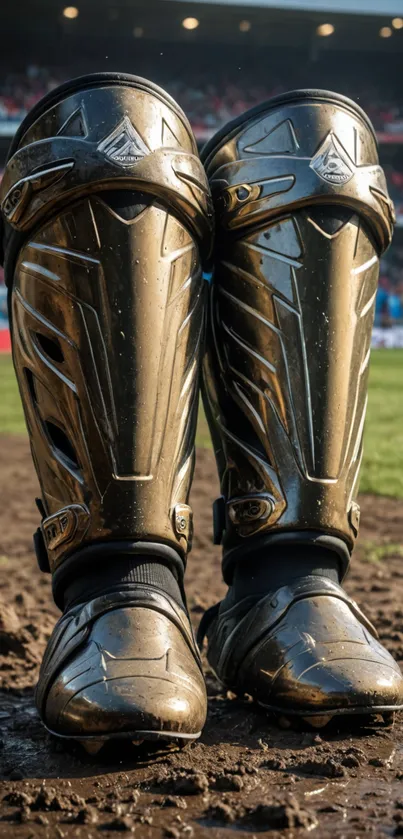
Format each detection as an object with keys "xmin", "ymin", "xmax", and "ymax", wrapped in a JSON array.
[
  {"xmin": 133, "ymin": 26, "xmax": 144, "ymax": 37},
  {"xmin": 182, "ymin": 17, "xmax": 199, "ymax": 30},
  {"xmin": 239, "ymin": 20, "xmax": 251, "ymax": 32},
  {"xmin": 316, "ymin": 23, "xmax": 334, "ymax": 37},
  {"xmin": 63, "ymin": 6, "xmax": 79, "ymax": 19},
  {"xmin": 392, "ymin": 17, "xmax": 403, "ymax": 29},
  {"xmin": 379, "ymin": 26, "xmax": 393, "ymax": 38}
]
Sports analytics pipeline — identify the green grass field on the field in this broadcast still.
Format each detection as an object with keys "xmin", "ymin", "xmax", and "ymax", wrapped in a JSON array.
[
  {"xmin": 360, "ymin": 350, "xmax": 403, "ymax": 498},
  {"xmin": 0, "ymin": 355, "xmax": 26, "ymax": 435},
  {"xmin": 1, "ymin": 350, "xmax": 402, "ymax": 497}
]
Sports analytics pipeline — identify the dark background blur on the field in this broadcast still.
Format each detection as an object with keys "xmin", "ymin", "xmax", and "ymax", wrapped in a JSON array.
[{"xmin": 1, "ymin": 0, "xmax": 403, "ymax": 333}]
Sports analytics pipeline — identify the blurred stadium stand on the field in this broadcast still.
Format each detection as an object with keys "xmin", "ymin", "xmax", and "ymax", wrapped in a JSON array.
[{"xmin": 1, "ymin": 0, "xmax": 403, "ymax": 329}]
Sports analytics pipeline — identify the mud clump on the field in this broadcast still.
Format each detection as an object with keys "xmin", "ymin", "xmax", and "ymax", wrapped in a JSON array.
[
  {"xmin": 3, "ymin": 791, "xmax": 34, "ymax": 808},
  {"xmin": 30, "ymin": 785, "xmax": 75, "ymax": 812},
  {"xmin": 74, "ymin": 805, "xmax": 99, "ymax": 824},
  {"xmin": 244, "ymin": 796, "xmax": 317, "ymax": 831},
  {"xmin": 153, "ymin": 770, "xmax": 209, "ymax": 796},
  {"xmin": 35, "ymin": 814, "xmax": 49, "ymax": 825},
  {"xmin": 213, "ymin": 772, "xmax": 244, "ymax": 791},
  {"xmin": 174, "ymin": 773, "xmax": 209, "ymax": 795},
  {"xmin": 263, "ymin": 757, "xmax": 288, "ymax": 771},
  {"xmin": 164, "ymin": 821, "xmax": 194, "ymax": 838},
  {"xmin": 100, "ymin": 814, "xmax": 135, "ymax": 831},
  {"xmin": 205, "ymin": 795, "xmax": 317, "ymax": 831},
  {"xmin": 0, "ymin": 604, "xmax": 25, "ymax": 657},
  {"xmin": 296, "ymin": 757, "xmax": 347, "ymax": 778},
  {"xmin": 206, "ymin": 802, "xmax": 236, "ymax": 823},
  {"xmin": 161, "ymin": 796, "xmax": 188, "ymax": 809},
  {"xmin": 340, "ymin": 754, "xmax": 361, "ymax": 768}
]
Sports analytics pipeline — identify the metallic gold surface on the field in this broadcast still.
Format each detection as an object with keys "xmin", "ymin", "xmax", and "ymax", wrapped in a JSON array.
[
  {"xmin": 199, "ymin": 577, "xmax": 403, "ymax": 721},
  {"xmin": 2, "ymin": 76, "xmax": 213, "ymax": 575},
  {"xmin": 0, "ymin": 75, "xmax": 211, "ymax": 741},
  {"xmin": 199, "ymin": 90, "xmax": 403, "ymax": 723},
  {"xmin": 202, "ymin": 90, "xmax": 394, "ymax": 562},
  {"xmin": 37, "ymin": 589, "xmax": 207, "ymax": 740}
]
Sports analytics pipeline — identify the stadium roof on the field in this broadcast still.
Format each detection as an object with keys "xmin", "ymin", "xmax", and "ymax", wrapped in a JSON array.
[
  {"xmin": 172, "ymin": 0, "xmax": 403, "ymax": 13},
  {"xmin": 2, "ymin": 0, "xmax": 403, "ymax": 53}
]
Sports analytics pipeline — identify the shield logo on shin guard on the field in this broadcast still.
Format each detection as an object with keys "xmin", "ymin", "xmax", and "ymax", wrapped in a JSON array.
[
  {"xmin": 310, "ymin": 132, "xmax": 354, "ymax": 185},
  {"xmin": 97, "ymin": 116, "xmax": 149, "ymax": 166}
]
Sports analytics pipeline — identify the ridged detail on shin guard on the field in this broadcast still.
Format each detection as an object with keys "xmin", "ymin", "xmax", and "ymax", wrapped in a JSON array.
[
  {"xmin": 1, "ymin": 75, "xmax": 213, "ymax": 575},
  {"xmin": 202, "ymin": 90, "xmax": 394, "ymax": 563}
]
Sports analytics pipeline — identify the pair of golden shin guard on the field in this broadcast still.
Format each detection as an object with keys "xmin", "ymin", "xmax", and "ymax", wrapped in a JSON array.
[{"xmin": 1, "ymin": 75, "xmax": 401, "ymax": 747}]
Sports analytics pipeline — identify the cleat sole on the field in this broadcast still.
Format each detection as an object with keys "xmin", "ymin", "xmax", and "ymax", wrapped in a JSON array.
[
  {"xmin": 45, "ymin": 723, "xmax": 202, "ymax": 750},
  {"xmin": 257, "ymin": 701, "xmax": 403, "ymax": 730}
]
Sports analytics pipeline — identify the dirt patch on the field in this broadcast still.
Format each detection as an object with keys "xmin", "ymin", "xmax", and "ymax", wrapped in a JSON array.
[{"xmin": 1, "ymin": 436, "xmax": 403, "ymax": 838}]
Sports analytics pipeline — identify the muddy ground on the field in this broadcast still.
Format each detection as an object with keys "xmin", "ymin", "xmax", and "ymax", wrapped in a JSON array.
[{"xmin": 1, "ymin": 437, "xmax": 403, "ymax": 838}]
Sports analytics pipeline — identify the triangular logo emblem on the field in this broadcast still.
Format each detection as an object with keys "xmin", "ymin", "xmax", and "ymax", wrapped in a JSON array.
[
  {"xmin": 97, "ymin": 117, "xmax": 148, "ymax": 167},
  {"xmin": 310, "ymin": 133, "xmax": 354, "ymax": 185}
]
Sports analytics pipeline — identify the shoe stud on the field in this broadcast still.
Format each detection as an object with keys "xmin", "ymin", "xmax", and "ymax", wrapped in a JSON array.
[{"xmin": 81, "ymin": 739, "xmax": 104, "ymax": 755}]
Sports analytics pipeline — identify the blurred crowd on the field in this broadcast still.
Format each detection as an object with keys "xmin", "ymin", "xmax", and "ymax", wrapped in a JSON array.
[
  {"xmin": 376, "ymin": 279, "xmax": 403, "ymax": 325},
  {"xmin": 1, "ymin": 66, "xmax": 403, "ymax": 328},
  {"xmin": 1, "ymin": 66, "xmax": 403, "ymax": 137},
  {"xmin": 168, "ymin": 78, "xmax": 285, "ymax": 134},
  {"xmin": 0, "ymin": 67, "xmax": 60, "ymax": 122},
  {"xmin": 170, "ymin": 80, "xmax": 403, "ymax": 138},
  {"xmin": 376, "ymin": 248, "xmax": 403, "ymax": 326}
]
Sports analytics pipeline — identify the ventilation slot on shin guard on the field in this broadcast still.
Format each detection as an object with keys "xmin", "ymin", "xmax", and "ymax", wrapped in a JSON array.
[
  {"xmin": 25, "ymin": 368, "xmax": 37, "ymax": 404},
  {"xmin": 44, "ymin": 421, "xmax": 80, "ymax": 471},
  {"xmin": 98, "ymin": 190, "xmax": 154, "ymax": 221},
  {"xmin": 308, "ymin": 205, "xmax": 355, "ymax": 235},
  {"xmin": 225, "ymin": 389, "xmax": 273, "ymax": 466},
  {"xmin": 35, "ymin": 332, "xmax": 65, "ymax": 364}
]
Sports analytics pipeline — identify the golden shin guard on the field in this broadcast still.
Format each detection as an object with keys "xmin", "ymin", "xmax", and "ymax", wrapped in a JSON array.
[
  {"xmin": 199, "ymin": 90, "xmax": 403, "ymax": 724},
  {"xmin": 0, "ymin": 74, "xmax": 212, "ymax": 743}
]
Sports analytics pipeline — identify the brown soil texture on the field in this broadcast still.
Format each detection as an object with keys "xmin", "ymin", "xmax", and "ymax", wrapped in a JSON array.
[{"xmin": 1, "ymin": 436, "xmax": 403, "ymax": 838}]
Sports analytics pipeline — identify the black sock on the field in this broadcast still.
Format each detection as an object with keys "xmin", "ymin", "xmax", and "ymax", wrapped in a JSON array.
[
  {"xmin": 224, "ymin": 546, "xmax": 341, "ymax": 610},
  {"xmin": 63, "ymin": 557, "xmax": 184, "ymax": 611}
]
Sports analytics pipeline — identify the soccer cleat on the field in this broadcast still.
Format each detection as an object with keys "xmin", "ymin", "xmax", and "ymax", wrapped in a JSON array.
[
  {"xmin": 198, "ymin": 577, "xmax": 403, "ymax": 726},
  {"xmin": 37, "ymin": 590, "xmax": 207, "ymax": 743}
]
